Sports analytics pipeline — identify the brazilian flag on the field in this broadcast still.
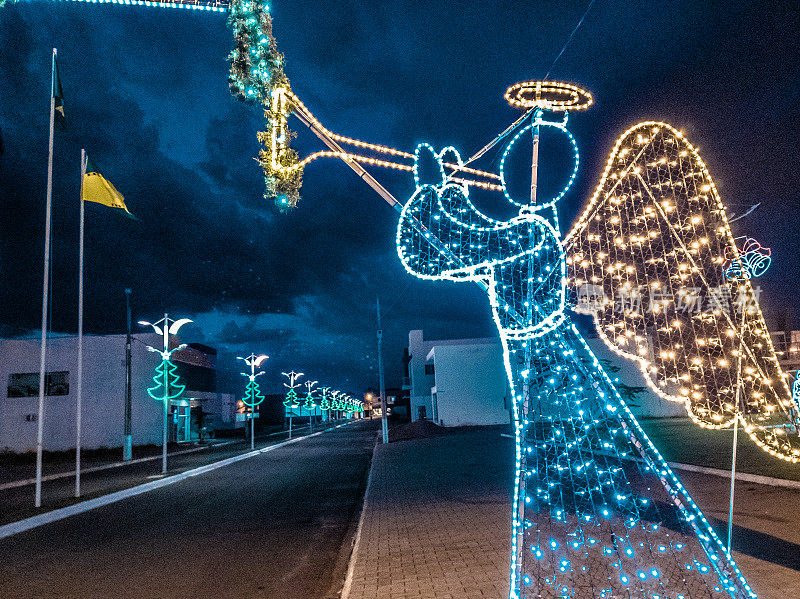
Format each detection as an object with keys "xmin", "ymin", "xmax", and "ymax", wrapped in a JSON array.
[
  {"xmin": 82, "ymin": 157, "xmax": 137, "ymax": 220},
  {"xmin": 52, "ymin": 53, "xmax": 65, "ymax": 130}
]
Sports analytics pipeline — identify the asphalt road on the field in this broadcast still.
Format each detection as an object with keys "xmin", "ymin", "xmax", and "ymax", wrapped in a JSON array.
[
  {"xmin": 0, "ymin": 420, "xmax": 378, "ymax": 599},
  {"xmin": 0, "ymin": 422, "xmax": 330, "ymax": 525}
]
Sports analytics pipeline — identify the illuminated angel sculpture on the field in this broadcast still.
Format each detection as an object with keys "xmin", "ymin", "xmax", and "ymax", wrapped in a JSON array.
[{"xmin": 261, "ymin": 77, "xmax": 800, "ymax": 596}]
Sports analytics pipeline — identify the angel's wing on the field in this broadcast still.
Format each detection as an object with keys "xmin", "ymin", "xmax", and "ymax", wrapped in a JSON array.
[{"xmin": 564, "ymin": 121, "xmax": 800, "ymax": 462}]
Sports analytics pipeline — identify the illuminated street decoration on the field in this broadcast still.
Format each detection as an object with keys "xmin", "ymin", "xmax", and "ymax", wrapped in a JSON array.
[
  {"xmin": 396, "ymin": 81, "xmax": 758, "ymax": 598},
  {"xmin": 330, "ymin": 390, "xmax": 344, "ymax": 411},
  {"xmin": 319, "ymin": 386, "xmax": 331, "ymax": 411},
  {"xmin": 794, "ymin": 373, "xmax": 800, "ymax": 413},
  {"xmin": 303, "ymin": 379, "xmax": 318, "ymax": 413},
  {"xmin": 566, "ymin": 122, "xmax": 799, "ymax": 462},
  {"xmin": 261, "ymin": 86, "xmax": 503, "ymax": 210},
  {"xmin": 4, "ymin": 0, "xmax": 229, "ymax": 11},
  {"xmin": 227, "ymin": 0, "xmax": 286, "ymax": 103},
  {"xmin": 140, "ymin": 314, "xmax": 192, "ymax": 473},
  {"xmin": 141, "ymin": 315, "xmax": 192, "ymax": 403},
  {"xmin": 239, "ymin": 353, "xmax": 268, "ymax": 408},
  {"xmin": 723, "ymin": 238, "xmax": 772, "ymax": 280},
  {"xmin": 282, "ymin": 370, "xmax": 302, "ymax": 410}
]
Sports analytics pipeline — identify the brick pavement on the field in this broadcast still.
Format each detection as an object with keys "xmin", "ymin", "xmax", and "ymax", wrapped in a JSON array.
[
  {"xmin": 342, "ymin": 424, "xmax": 800, "ymax": 599},
  {"xmin": 343, "ymin": 427, "xmax": 514, "ymax": 599}
]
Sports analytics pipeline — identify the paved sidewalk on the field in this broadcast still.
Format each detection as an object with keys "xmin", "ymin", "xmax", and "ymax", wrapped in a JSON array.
[
  {"xmin": 344, "ymin": 426, "xmax": 514, "ymax": 599},
  {"xmin": 344, "ymin": 425, "xmax": 800, "ymax": 599}
]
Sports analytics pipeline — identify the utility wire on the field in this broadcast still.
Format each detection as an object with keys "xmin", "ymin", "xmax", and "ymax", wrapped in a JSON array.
[
  {"xmin": 459, "ymin": 1, "xmax": 597, "ymax": 173},
  {"xmin": 544, "ymin": 0, "xmax": 598, "ymax": 80}
]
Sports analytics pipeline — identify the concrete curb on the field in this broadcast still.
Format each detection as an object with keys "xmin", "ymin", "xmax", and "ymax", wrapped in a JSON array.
[
  {"xmin": 593, "ymin": 443, "xmax": 800, "ymax": 490},
  {"xmin": 0, "ymin": 422, "xmax": 352, "ymax": 541},
  {"xmin": 340, "ymin": 433, "xmax": 380, "ymax": 599},
  {"xmin": 667, "ymin": 461, "xmax": 800, "ymax": 490}
]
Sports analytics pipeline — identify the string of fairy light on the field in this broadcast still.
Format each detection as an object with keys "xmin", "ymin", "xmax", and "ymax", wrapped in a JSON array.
[
  {"xmin": 564, "ymin": 122, "xmax": 800, "ymax": 462},
  {"xmin": 394, "ymin": 81, "xmax": 758, "ymax": 598},
  {"xmin": 262, "ymin": 86, "xmax": 504, "ymax": 209},
  {"xmin": 8, "ymin": 0, "xmax": 797, "ymax": 591}
]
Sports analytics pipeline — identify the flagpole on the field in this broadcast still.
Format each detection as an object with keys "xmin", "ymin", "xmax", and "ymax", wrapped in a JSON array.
[
  {"xmin": 76, "ymin": 149, "xmax": 86, "ymax": 498},
  {"xmin": 35, "ymin": 48, "xmax": 57, "ymax": 509}
]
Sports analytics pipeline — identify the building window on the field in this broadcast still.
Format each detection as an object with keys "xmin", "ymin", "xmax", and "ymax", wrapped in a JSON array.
[
  {"xmin": 424, "ymin": 364, "xmax": 435, "ymax": 375},
  {"xmin": 8, "ymin": 372, "xmax": 70, "ymax": 398}
]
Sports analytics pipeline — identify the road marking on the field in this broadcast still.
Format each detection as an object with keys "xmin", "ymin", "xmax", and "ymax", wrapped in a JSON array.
[
  {"xmin": 0, "ymin": 425, "xmax": 323, "ymax": 491},
  {"xmin": 0, "ymin": 422, "xmax": 354, "ymax": 541},
  {"xmin": 340, "ymin": 433, "xmax": 379, "ymax": 599}
]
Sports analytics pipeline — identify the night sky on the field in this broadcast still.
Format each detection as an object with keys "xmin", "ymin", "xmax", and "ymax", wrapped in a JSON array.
[{"xmin": 1, "ymin": 1, "xmax": 798, "ymax": 394}]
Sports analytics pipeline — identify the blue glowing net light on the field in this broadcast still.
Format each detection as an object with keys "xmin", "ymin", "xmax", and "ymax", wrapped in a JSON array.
[{"xmin": 396, "ymin": 99, "xmax": 757, "ymax": 598}]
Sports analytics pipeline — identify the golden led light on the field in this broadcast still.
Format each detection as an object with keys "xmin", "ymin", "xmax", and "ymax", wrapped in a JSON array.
[
  {"xmin": 503, "ymin": 80, "xmax": 593, "ymax": 111},
  {"xmin": 565, "ymin": 120, "xmax": 800, "ymax": 462}
]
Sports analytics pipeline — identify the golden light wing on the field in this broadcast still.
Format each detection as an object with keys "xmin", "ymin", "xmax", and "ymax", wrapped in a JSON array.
[{"xmin": 565, "ymin": 121, "xmax": 800, "ymax": 462}]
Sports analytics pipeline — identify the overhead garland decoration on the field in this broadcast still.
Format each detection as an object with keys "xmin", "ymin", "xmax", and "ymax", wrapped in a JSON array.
[{"xmin": 225, "ymin": 0, "xmax": 301, "ymax": 209}]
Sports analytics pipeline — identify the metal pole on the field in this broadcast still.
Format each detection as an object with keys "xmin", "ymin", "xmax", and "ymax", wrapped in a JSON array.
[
  {"xmin": 75, "ymin": 149, "xmax": 86, "ymax": 498},
  {"xmin": 288, "ymin": 415, "xmax": 292, "ymax": 440},
  {"xmin": 35, "ymin": 48, "xmax": 57, "ymax": 509},
  {"xmin": 377, "ymin": 297, "xmax": 388, "ymax": 444},
  {"xmin": 251, "ymin": 406, "xmax": 255, "ymax": 450},
  {"xmin": 727, "ymin": 337, "xmax": 744, "ymax": 555},
  {"xmin": 530, "ymin": 118, "xmax": 539, "ymax": 206},
  {"xmin": 162, "ymin": 313, "xmax": 168, "ymax": 474},
  {"xmin": 123, "ymin": 288, "xmax": 132, "ymax": 460}
]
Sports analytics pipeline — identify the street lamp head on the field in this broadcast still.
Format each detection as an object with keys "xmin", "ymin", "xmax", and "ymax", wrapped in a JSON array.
[{"xmin": 138, "ymin": 320, "xmax": 151, "ymax": 327}]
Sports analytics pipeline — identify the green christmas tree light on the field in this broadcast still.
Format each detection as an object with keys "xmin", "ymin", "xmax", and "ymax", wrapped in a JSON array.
[
  {"xmin": 303, "ymin": 379, "xmax": 318, "ymax": 411},
  {"xmin": 319, "ymin": 386, "xmax": 331, "ymax": 411},
  {"xmin": 140, "ymin": 313, "xmax": 193, "ymax": 474},
  {"xmin": 282, "ymin": 370, "xmax": 303, "ymax": 410},
  {"xmin": 147, "ymin": 360, "xmax": 185, "ymax": 403},
  {"xmin": 238, "ymin": 353, "xmax": 268, "ymax": 450}
]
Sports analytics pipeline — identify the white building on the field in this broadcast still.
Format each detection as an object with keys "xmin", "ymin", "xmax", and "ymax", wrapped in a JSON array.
[
  {"xmin": 0, "ymin": 334, "xmax": 236, "ymax": 453},
  {"xmin": 408, "ymin": 330, "xmax": 510, "ymax": 426},
  {"xmin": 770, "ymin": 330, "xmax": 800, "ymax": 373},
  {"xmin": 407, "ymin": 329, "xmax": 683, "ymax": 427}
]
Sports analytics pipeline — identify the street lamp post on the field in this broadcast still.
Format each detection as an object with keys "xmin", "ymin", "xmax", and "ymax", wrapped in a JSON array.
[
  {"xmin": 238, "ymin": 353, "xmax": 268, "ymax": 450},
  {"xmin": 303, "ymin": 379, "xmax": 318, "ymax": 432},
  {"xmin": 319, "ymin": 386, "xmax": 331, "ymax": 422},
  {"xmin": 139, "ymin": 314, "xmax": 192, "ymax": 474},
  {"xmin": 282, "ymin": 370, "xmax": 303, "ymax": 439},
  {"xmin": 377, "ymin": 297, "xmax": 388, "ymax": 444},
  {"xmin": 123, "ymin": 288, "xmax": 133, "ymax": 461}
]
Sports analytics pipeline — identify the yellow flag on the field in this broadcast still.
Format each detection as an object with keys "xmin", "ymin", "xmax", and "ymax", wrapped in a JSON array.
[{"xmin": 82, "ymin": 159, "xmax": 136, "ymax": 219}]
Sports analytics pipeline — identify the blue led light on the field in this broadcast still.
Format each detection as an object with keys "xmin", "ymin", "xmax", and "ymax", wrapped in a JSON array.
[{"xmin": 395, "ymin": 100, "xmax": 758, "ymax": 599}]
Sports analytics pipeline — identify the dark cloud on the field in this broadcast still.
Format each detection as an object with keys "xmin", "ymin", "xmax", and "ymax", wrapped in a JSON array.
[{"xmin": 1, "ymin": 1, "xmax": 799, "ymax": 395}]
